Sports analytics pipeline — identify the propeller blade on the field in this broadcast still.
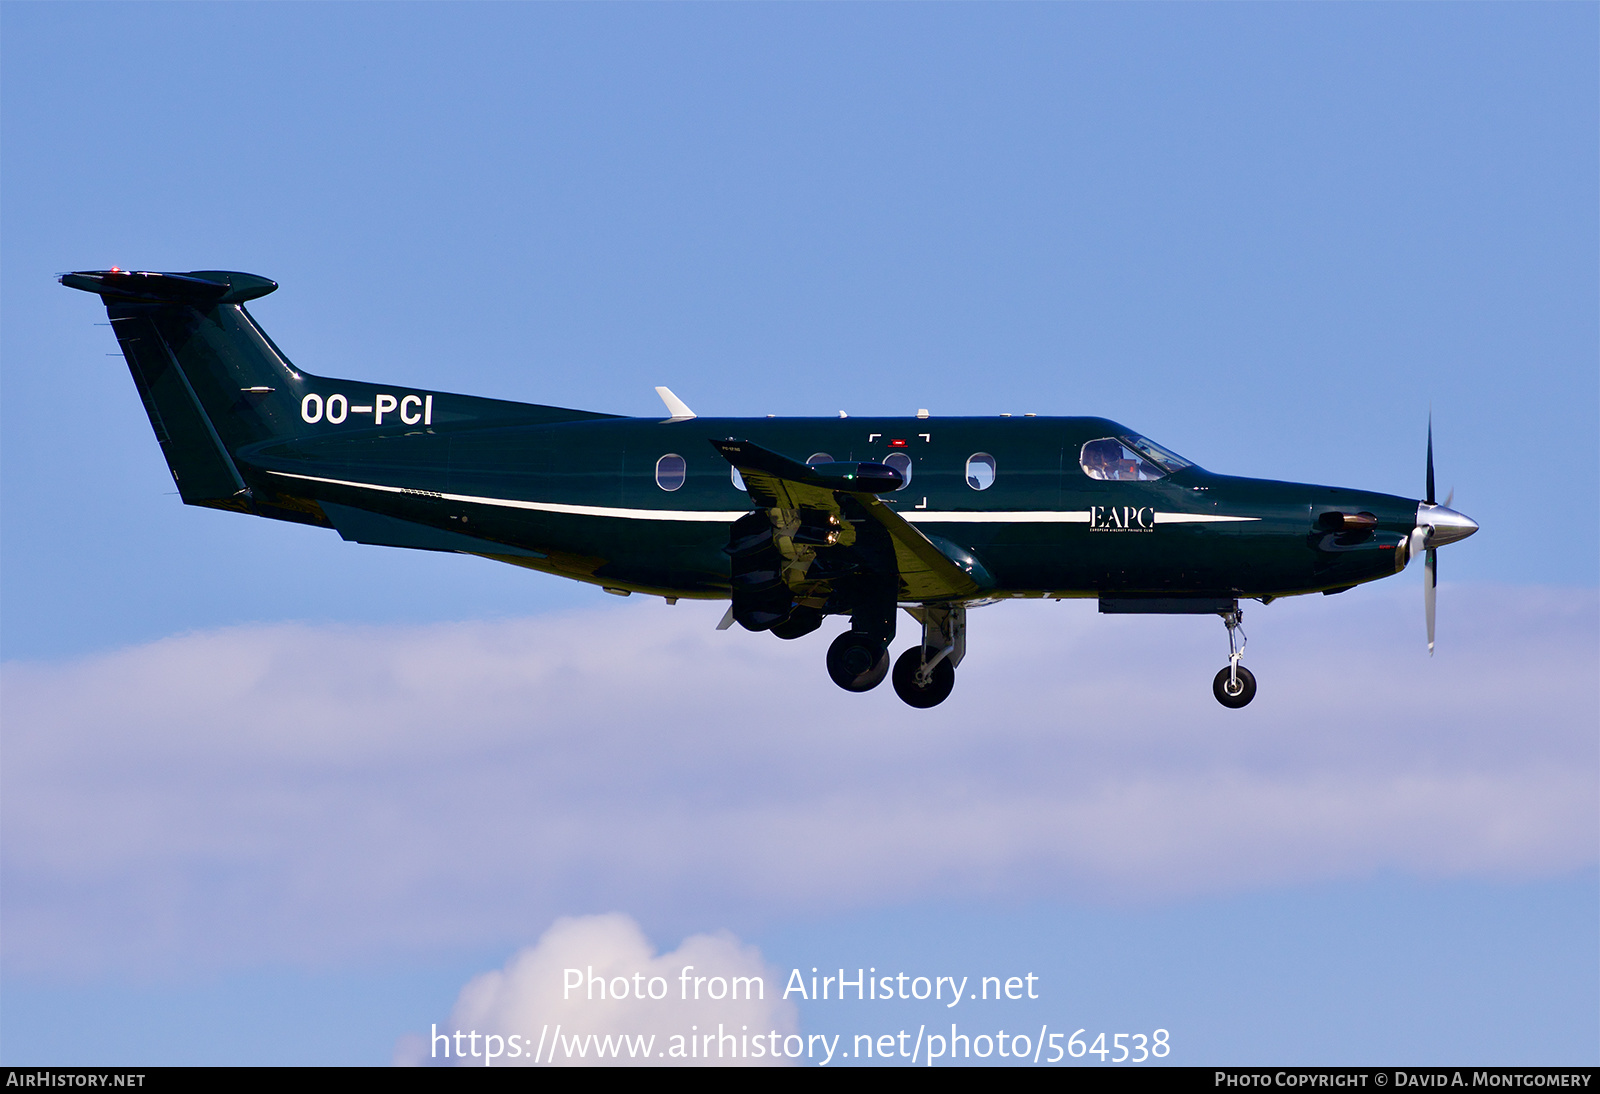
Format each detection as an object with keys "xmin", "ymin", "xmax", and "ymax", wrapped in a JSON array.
[
  {"xmin": 1443, "ymin": 487, "xmax": 1454, "ymax": 509},
  {"xmin": 1410, "ymin": 525, "xmax": 1430, "ymax": 563},
  {"xmin": 1425, "ymin": 547, "xmax": 1437, "ymax": 655},
  {"xmin": 1426, "ymin": 415, "xmax": 1436, "ymax": 506}
]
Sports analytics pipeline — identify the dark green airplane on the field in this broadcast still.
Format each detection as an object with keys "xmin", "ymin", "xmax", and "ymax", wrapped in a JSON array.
[{"xmin": 63, "ymin": 268, "xmax": 1478, "ymax": 709}]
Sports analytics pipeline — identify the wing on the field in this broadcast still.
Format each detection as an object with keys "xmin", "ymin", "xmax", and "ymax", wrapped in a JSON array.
[
  {"xmin": 710, "ymin": 439, "xmax": 982, "ymax": 603},
  {"xmin": 851, "ymin": 493, "xmax": 983, "ymax": 601}
]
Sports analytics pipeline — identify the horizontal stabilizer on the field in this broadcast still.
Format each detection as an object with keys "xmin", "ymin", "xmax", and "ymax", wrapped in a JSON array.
[{"xmin": 60, "ymin": 269, "xmax": 278, "ymax": 305}]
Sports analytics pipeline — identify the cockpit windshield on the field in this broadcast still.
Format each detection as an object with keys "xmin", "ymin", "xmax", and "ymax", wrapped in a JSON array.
[{"xmin": 1079, "ymin": 434, "xmax": 1193, "ymax": 481}]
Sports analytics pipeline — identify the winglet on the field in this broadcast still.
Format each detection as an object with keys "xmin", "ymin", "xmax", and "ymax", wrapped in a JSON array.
[{"xmin": 655, "ymin": 387, "xmax": 696, "ymax": 421}]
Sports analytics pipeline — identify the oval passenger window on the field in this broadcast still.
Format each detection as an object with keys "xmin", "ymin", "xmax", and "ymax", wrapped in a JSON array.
[
  {"xmin": 655, "ymin": 453, "xmax": 686, "ymax": 491},
  {"xmin": 966, "ymin": 452, "xmax": 996, "ymax": 490},
  {"xmin": 884, "ymin": 452, "xmax": 913, "ymax": 490}
]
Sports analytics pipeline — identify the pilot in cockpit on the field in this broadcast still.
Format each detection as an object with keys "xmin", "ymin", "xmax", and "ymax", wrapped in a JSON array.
[{"xmin": 1081, "ymin": 438, "xmax": 1123, "ymax": 481}]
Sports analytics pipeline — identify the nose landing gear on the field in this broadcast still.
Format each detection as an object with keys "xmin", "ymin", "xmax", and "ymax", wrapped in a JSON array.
[{"xmin": 1212, "ymin": 604, "xmax": 1256, "ymax": 708}]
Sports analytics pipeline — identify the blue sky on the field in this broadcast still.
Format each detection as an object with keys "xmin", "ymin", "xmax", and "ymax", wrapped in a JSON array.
[{"xmin": 2, "ymin": 2, "xmax": 1595, "ymax": 1066}]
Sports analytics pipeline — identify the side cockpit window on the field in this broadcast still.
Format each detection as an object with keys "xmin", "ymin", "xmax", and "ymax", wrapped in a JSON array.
[{"xmin": 1080, "ymin": 435, "xmax": 1192, "ymax": 481}]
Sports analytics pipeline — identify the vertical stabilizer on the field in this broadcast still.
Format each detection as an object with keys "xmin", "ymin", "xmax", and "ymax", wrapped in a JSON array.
[
  {"xmin": 62, "ymin": 269, "xmax": 305, "ymax": 506},
  {"xmin": 62, "ymin": 268, "xmax": 623, "ymax": 522}
]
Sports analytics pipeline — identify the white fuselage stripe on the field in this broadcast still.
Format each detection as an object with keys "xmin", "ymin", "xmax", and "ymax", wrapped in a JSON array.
[
  {"xmin": 903, "ymin": 511, "xmax": 1259, "ymax": 524},
  {"xmin": 266, "ymin": 471, "xmax": 747, "ymax": 521},
  {"xmin": 265, "ymin": 471, "xmax": 1261, "ymax": 525}
]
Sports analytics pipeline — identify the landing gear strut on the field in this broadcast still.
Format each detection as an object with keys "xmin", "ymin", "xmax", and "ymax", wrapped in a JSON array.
[
  {"xmin": 826, "ymin": 576, "xmax": 897, "ymax": 692},
  {"xmin": 1212, "ymin": 603, "xmax": 1256, "ymax": 708},
  {"xmin": 891, "ymin": 604, "xmax": 965, "ymax": 708}
]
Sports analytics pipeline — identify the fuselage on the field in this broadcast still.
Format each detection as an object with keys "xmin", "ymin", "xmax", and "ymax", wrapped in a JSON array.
[{"xmin": 239, "ymin": 410, "xmax": 1420, "ymax": 602}]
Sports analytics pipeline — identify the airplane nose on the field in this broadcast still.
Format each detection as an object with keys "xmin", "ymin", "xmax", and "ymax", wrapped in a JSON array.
[{"xmin": 1417, "ymin": 503, "xmax": 1479, "ymax": 546}]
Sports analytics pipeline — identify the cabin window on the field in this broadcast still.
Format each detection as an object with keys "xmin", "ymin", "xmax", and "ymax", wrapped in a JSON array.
[
  {"xmin": 806, "ymin": 453, "xmax": 834, "ymax": 466},
  {"xmin": 655, "ymin": 453, "xmax": 686, "ymax": 491},
  {"xmin": 731, "ymin": 466, "xmax": 746, "ymax": 491},
  {"xmin": 1079, "ymin": 435, "xmax": 1191, "ymax": 481},
  {"xmin": 884, "ymin": 452, "xmax": 913, "ymax": 491},
  {"xmin": 966, "ymin": 452, "xmax": 996, "ymax": 490}
]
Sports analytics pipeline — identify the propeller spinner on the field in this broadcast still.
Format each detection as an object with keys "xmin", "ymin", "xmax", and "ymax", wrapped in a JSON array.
[{"xmin": 1408, "ymin": 417, "xmax": 1479, "ymax": 653}]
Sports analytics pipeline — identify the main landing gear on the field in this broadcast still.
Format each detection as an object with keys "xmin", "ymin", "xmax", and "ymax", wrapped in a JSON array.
[
  {"xmin": 892, "ymin": 645, "xmax": 955, "ymax": 708},
  {"xmin": 891, "ymin": 604, "xmax": 964, "ymax": 709},
  {"xmin": 823, "ymin": 603, "xmax": 967, "ymax": 709},
  {"xmin": 826, "ymin": 631, "xmax": 890, "ymax": 691},
  {"xmin": 1212, "ymin": 604, "xmax": 1256, "ymax": 708}
]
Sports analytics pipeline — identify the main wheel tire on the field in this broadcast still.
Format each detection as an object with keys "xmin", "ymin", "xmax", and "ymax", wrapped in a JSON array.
[
  {"xmin": 826, "ymin": 632, "xmax": 890, "ymax": 692},
  {"xmin": 1212, "ymin": 665, "xmax": 1257, "ymax": 708},
  {"xmin": 892, "ymin": 646, "xmax": 956, "ymax": 709}
]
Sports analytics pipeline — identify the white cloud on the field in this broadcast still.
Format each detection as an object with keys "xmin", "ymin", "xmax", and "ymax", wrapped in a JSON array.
[
  {"xmin": 2, "ymin": 583, "xmax": 1594, "ymax": 976},
  {"xmin": 393, "ymin": 913, "xmax": 797, "ymax": 1066}
]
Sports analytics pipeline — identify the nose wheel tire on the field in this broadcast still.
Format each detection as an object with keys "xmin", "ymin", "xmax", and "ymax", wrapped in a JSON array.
[
  {"xmin": 891, "ymin": 646, "xmax": 956, "ymax": 708},
  {"xmin": 1212, "ymin": 665, "xmax": 1257, "ymax": 708},
  {"xmin": 827, "ymin": 632, "xmax": 891, "ymax": 692}
]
